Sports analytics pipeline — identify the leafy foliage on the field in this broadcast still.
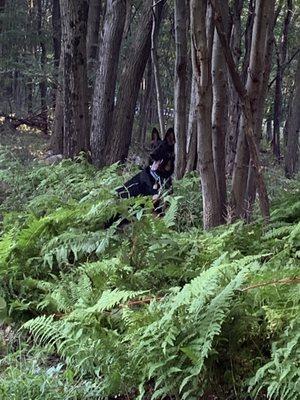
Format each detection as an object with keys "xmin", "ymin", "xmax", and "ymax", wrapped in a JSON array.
[{"xmin": 0, "ymin": 147, "xmax": 299, "ymax": 399}]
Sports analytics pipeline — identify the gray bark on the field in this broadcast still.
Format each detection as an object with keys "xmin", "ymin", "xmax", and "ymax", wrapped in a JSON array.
[
  {"xmin": 285, "ymin": 56, "xmax": 300, "ymax": 178},
  {"xmin": 90, "ymin": 0, "xmax": 126, "ymax": 167},
  {"xmin": 86, "ymin": 0, "xmax": 102, "ymax": 62},
  {"xmin": 185, "ymin": 77, "xmax": 198, "ymax": 173},
  {"xmin": 232, "ymin": 0, "xmax": 274, "ymax": 217},
  {"xmin": 191, "ymin": 0, "xmax": 221, "ymax": 229},
  {"xmin": 151, "ymin": 0, "xmax": 165, "ymax": 137},
  {"xmin": 60, "ymin": 0, "xmax": 90, "ymax": 157},
  {"xmin": 106, "ymin": 0, "xmax": 164, "ymax": 164},
  {"xmin": 174, "ymin": 0, "xmax": 188, "ymax": 179}
]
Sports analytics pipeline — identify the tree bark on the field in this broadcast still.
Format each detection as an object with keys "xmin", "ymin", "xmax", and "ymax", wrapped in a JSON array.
[
  {"xmin": 136, "ymin": 59, "xmax": 153, "ymax": 145},
  {"xmin": 211, "ymin": 0, "xmax": 270, "ymax": 222},
  {"xmin": 151, "ymin": 0, "xmax": 166, "ymax": 137},
  {"xmin": 212, "ymin": 0, "xmax": 229, "ymax": 220},
  {"xmin": 174, "ymin": 0, "xmax": 188, "ymax": 179},
  {"xmin": 90, "ymin": 0, "xmax": 126, "ymax": 167},
  {"xmin": 105, "ymin": 0, "xmax": 164, "ymax": 164},
  {"xmin": 273, "ymin": 0, "xmax": 293, "ymax": 160},
  {"xmin": 231, "ymin": 0, "xmax": 273, "ymax": 218},
  {"xmin": 86, "ymin": 0, "xmax": 102, "ymax": 62},
  {"xmin": 185, "ymin": 77, "xmax": 198, "ymax": 173},
  {"xmin": 60, "ymin": 0, "xmax": 90, "ymax": 157},
  {"xmin": 52, "ymin": 0, "xmax": 61, "ymax": 69},
  {"xmin": 37, "ymin": 0, "xmax": 47, "ymax": 133},
  {"xmin": 191, "ymin": 0, "xmax": 221, "ymax": 229},
  {"xmin": 51, "ymin": 50, "xmax": 64, "ymax": 154},
  {"xmin": 226, "ymin": 0, "xmax": 243, "ymax": 176},
  {"xmin": 285, "ymin": 55, "xmax": 300, "ymax": 178}
]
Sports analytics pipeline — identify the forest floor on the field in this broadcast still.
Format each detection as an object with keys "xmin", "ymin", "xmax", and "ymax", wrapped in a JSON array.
[{"xmin": 0, "ymin": 128, "xmax": 299, "ymax": 400}]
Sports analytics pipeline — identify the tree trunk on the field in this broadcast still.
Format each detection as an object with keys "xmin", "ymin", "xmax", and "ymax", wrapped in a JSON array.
[
  {"xmin": 212, "ymin": 0, "xmax": 229, "ymax": 220},
  {"xmin": 151, "ymin": 0, "xmax": 165, "ymax": 137},
  {"xmin": 191, "ymin": 0, "xmax": 221, "ymax": 230},
  {"xmin": 174, "ymin": 0, "xmax": 188, "ymax": 179},
  {"xmin": 106, "ymin": 0, "xmax": 164, "ymax": 164},
  {"xmin": 60, "ymin": 0, "xmax": 90, "ymax": 158},
  {"xmin": 226, "ymin": 0, "xmax": 243, "ymax": 176},
  {"xmin": 273, "ymin": 0, "xmax": 293, "ymax": 160},
  {"xmin": 211, "ymin": 0, "xmax": 270, "ymax": 222},
  {"xmin": 51, "ymin": 50, "xmax": 64, "ymax": 154},
  {"xmin": 136, "ymin": 59, "xmax": 153, "ymax": 145},
  {"xmin": 231, "ymin": 0, "xmax": 273, "ymax": 218},
  {"xmin": 37, "ymin": 0, "xmax": 47, "ymax": 133},
  {"xmin": 86, "ymin": 0, "xmax": 102, "ymax": 62},
  {"xmin": 90, "ymin": 0, "xmax": 126, "ymax": 167},
  {"xmin": 0, "ymin": 0, "xmax": 6, "ymax": 58},
  {"xmin": 185, "ymin": 77, "xmax": 198, "ymax": 173},
  {"xmin": 285, "ymin": 55, "xmax": 300, "ymax": 178},
  {"xmin": 52, "ymin": 0, "xmax": 61, "ymax": 69}
]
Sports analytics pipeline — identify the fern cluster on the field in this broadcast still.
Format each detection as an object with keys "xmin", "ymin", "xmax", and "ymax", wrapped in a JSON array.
[{"xmin": 0, "ymin": 147, "xmax": 299, "ymax": 399}]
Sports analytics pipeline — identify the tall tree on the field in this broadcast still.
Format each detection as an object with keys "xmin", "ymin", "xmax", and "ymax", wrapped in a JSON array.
[
  {"xmin": 174, "ymin": 0, "xmax": 188, "ymax": 179},
  {"xmin": 90, "ymin": 0, "xmax": 126, "ymax": 167},
  {"xmin": 230, "ymin": 0, "xmax": 274, "ymax": 218},
  {"xmin": 151, "ymin": 0, "xmax": 166, "ymax": 137},
  {"xmin": 212, "ymin": 0, "xmax": 229, "ymax": 220},
  {"xmin": 191, "ymin": 0, "xmax": 221, "ymax": 229},
  {"xmin": 105, "ymin": 0, "xmax": 164, "ymax": 165},
  {"xmin": 211, "ymin": 0, "xmax": 271, "ymax": 222},
  {"xmin": 37, "ymin": 0, "xmax": 47, "ymax": 133},
  {"xmin": 60, "ymin": 0, "xmax": 89, "ymax": 157},
  {"xmin": 273, "ymin": 0, "xmax": 293, "ymax": 160},
  {"xmin": 285, "ymin": 55, "xmax": 300, "ymax": 178}
]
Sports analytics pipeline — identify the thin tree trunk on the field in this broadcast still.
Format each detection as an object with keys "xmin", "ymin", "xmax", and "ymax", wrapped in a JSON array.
[
  {"xmin": 52, "ymin": 0, "xmax": 61, "ymax": 69},
  {"xmin": 211, "ymin": 0, "xmax": 270, "ymax": 222},
  {"xmin": 231, "ymin": 0, "xmax": 273, "ymax": 218},
  {"xmin": 137, "ymin": 59, "xmax": 153, "ymax": 145},
  {"xmin": 37, "ymin": 0, "xmax": 47, "ymax": 133},
  {"xmin": 51, "ymin": 50, "xmax": 64, "ymax": 154},
  {"xmin": 106, "ymin": 0, "xmax": 165, "ymax": 164},
  {"xmin": 151, "ymin": 0, "xmax": 165, "ymax": 137},
  {"xmin": 185, "ymin": 76, "xmax": 198, "ymax": 173},
  {"xmin": 174, "ymin": 0, "xmax": 188, "ymax": 179},
  {"xmin": 285, "ymin": 55, "xmax": 300, "ymax": 178},
  {"xmin": 226, "ymin": 0, "xmax": 243, "ymax": 175},
  {"xmin": 90, "ymin": 0, "xmax": 126, "ymax": 167},
  {"xmin": 191, "ymin": 0, "xmax": 221, "ymax": 230},
  {"xmin": 212, "ymin": 0, "xmax": 229, "ymax": 220},
  {"xmin": 273, "ymin": 0, "xmax": 293, "ymax": 160},
  {"xmin": 60, "ymin": 0, "xmax": 90, "ymax": 157}
]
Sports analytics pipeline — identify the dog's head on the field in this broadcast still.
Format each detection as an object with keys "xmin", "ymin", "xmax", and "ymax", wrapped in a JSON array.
[{"xmin": 150, "ymin": 128, "xmax": 175, "ymax": 178}]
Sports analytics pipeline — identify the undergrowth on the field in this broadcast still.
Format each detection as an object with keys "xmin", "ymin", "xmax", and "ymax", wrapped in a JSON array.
[{"xmin": 0, "ymin": 145, "xmax": 299, "ymax": 400}]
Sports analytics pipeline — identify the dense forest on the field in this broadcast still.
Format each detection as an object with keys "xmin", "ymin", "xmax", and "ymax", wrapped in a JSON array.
[{"xmin": 0, "ymin": 0, "xmax": 299, "ymax": 399}]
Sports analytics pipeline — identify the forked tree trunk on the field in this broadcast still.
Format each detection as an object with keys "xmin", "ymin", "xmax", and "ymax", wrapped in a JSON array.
[
  {"xmin": 174, "ymin": 0, "xmax": 188, "ymax": 179},
  {"xmin": 191, "ymin": 0, "xmax": 221, "ymax": 229},
  {"xmin": 137, "ymin": 59, "xmax": 153, "ymax": 145},
  {"xmin": 60, "ymin": 0, "xmax": 90, "ymax": 157},
  {"xmin": 90, "ymin": 0, "xmax": 126, "ymax": 167},
  {"xmin": 211, "ymin": 0, "xmax": 270, "ymax": 222},
  {"xmin": 285, "ymin": 56, "xmax": 300, "ymax": 178},
  {"xmin": 231, "ymin": 0, "xmax": 273, "ymax": 218},
  {"xmin": 106, "ymin": 0, "xmax": 164, "ymax": 164}
]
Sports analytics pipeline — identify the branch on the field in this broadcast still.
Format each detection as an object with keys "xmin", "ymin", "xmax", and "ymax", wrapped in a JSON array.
[{"xmin": 241, "ymin": 276, "xmax": 300, "ymax": 292}]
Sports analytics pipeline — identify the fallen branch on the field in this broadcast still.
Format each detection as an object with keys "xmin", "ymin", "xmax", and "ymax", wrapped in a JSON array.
[
  {"xmin": 241, "ymin": 276, "xmax": 300, "ymax": 292},
  {"xmin": 0, "ymin": 112, "xmax": 48, "ymax": 134}
]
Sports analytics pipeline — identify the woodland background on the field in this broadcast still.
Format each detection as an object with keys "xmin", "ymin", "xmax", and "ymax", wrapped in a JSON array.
[{"xmin": 0, "ymin": 1, "xmax": 299, "ymax": 399}]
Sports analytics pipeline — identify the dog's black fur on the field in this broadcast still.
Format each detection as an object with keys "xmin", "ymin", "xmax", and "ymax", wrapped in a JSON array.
[{"xmin": 105, "ymin": 132, "xmax": 175, "ymax": 228}]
